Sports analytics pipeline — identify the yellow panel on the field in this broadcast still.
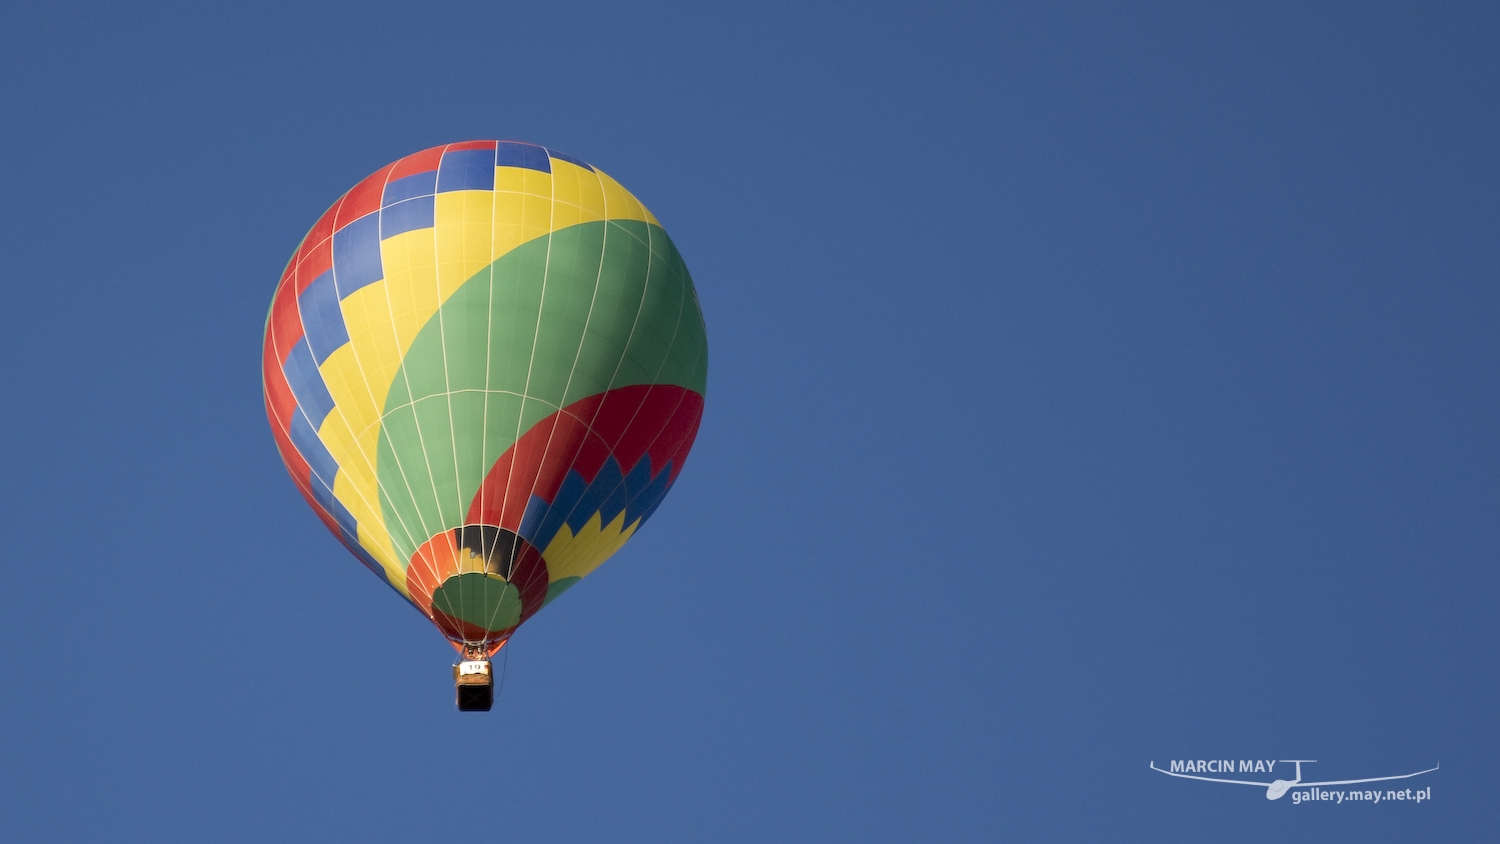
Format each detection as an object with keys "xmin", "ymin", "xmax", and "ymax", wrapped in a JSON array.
[
  {"xmin": 549, "ymin": 159, "xmax": 607, "ymax": 231},
  {"xmin": 339, "ymin": 280, "xmax": 402, "ymax": 415},
  {"xmin": 494, "ymin": 165, "xmax": 553, "ymax": 198},
  {"xmin": 313, "ymin": 409, "xmax": 402, "ymax": 587},
  {"xmin": 331, "ymin": 167, "xmax": 666, "ymax": 453},
  {"xmin": 353, "ymin": 415, "xmax": 383, "ymax": 497},
  {"xmin": 315, "ymin": 407, "xmax": 381, "ymax": 523},
  {"xmin": 574, "ymin": 164, "xmax": 607, "ymax": 220},
  {"xmin": 328, "ymin": 457, "xmax": 397, "ymax": 554},
  {"xmin": 596, "ymin": 168, "xmax": 659, "ymax": 226},
  {"xmin": 381, "ymin": 228, "xmax": 444, "ymax": 355},
  {"xmin": 357, "ymin": 522, "xmax": 410, "ymax": 596},
  {"xmin": 487, "ymin": 164, "xmax": 660, "ymax": 264},
  {"xmin": 315, "ymin": 408, "xmax": 359, "ymax": 471},
  {"xmin": 314, "ymin": 400, "xmax": 409, "ymax": 595},
  {"xmin": 317, "ymin": 415, "xmax": 379, "ymax": 526},
  {"xmin": 318, "ymin": 343, "xmax": 380, "ymax": 455},
  {"xmin": 434, "ymin": 190, "xmax": 495, "ymax": 300},
  {"xmin": 492, "ymin": 189, "xmax": 555, "ymax": 262},
  {"xmin": 334, "ymin": 471, "xmax": 392, "ymax": 564},
  {"xmin": 540, "ymin": 511, "xmax": 639, "ymax": 582}
]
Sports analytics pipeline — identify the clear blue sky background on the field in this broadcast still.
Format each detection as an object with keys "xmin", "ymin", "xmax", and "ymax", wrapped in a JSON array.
[{"xmin": 1, "ymin": 2, "xmax": 1495, "ymax": 841}]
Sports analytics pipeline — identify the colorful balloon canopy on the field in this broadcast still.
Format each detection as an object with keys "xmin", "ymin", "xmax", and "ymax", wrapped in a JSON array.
[{"xmin": 261, "ymin": 141, "xmax": 707, "ymax": 651}]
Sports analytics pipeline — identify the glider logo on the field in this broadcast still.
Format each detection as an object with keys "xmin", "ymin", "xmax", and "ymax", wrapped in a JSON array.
[{"xmin": 1151, "ymin": 759, "xmax": 1438, "ymax": 802}]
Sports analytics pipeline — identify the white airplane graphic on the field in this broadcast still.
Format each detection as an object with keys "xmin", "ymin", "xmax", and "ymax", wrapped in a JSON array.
[{"xmin": 1150, "ymin": 759, "xmax": 1439, "ymax": 800}]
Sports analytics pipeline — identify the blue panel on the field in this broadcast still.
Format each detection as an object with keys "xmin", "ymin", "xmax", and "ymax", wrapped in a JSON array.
[
  {"xmin": 496, "ymin": 142, "xmax": 551, "ymax": 173},
  {"xmin": 564, "ymin": 457, "xmax": 624, "ymax": 534},
  {"xmin": 337, "ymin": 530, "xmax": 389, "ymax": 583},
  {"xmin": 632, "ymin": 484, "xmax": 673, "ymax": 530},
  {"xmin": 310, "ymin": 476, "xmax": 393, "ymax": 587},
  {"xmin": 546, "ymin": 149, "xmax": 593, "ymax": 172},
  {"xmin": 623, "ymin": 456, "xmax": 673, "ymax": 526},
  {"xmin": 531, "ymin": 470, "xmax": 587, "ymax": 549},
  {"xmin": 298, "ymin": 270, "xmax": 349, "ymax": 364},
  {"xmin": 595, "ymin": 466, "xmax": 630, "ymax": 528},
  {"xmin": 283, "ymin": 338, "xmax": 335, "ymax": 427},
  {"xmin": 383, "ymin": 171, "xmax": 437, "ymax": 205},
  {"xmin": 380, "ymin": 195, "xmax": 435, "ymax": 240},
  {"xmin": 290, "ymin": 409, "xmax": 339, "ymax": 487},
  {"xmin": 437, "ymin": 148, "xmax": 496, "ymax": 192},
  {"xmin": 619, "ymin": 453, "xmax": 655, "ymax": 503},
  {"xmin": 522, "ymin": 452, "xmax": 673, "ymax": 548},
  {"xmin": 311, "ymin": 472, "xmax": 359, "ymax": 538},
  {"xmin": 517, "ymin": 495, "xmax": 553, "ymax": 547},
  {"xmin": 332, "ymin": 213, "xmax": 383, "ymax": 297}
]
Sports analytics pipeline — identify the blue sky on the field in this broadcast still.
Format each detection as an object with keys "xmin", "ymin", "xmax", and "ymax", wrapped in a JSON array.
[{"xmin": 1, "ymin": 2, "xmax": 1496, "ymax": 841}]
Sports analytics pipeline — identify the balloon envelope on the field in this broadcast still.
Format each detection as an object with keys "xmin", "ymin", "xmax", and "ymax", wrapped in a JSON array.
[{"xmin": 262, "ymin": 141, "xmax": 707, "ymax": 650}]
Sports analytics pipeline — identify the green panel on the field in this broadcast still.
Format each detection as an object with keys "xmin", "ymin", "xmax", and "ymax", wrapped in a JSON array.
[
  {"xmin": 412, "ymin": 395, "xmax": 463, "ymax": 523},
  {"xmin": 439, "ymin": 264, "xmax": 492, "ymax": 393},
  {"xmin": 559, "ymin": 221, "xmax": 655, "ymax": 405},
  {"xmin": 525, "ymin": 224, "xmax": 605, "ymax": 409},
  {"xmin": 375, "ymin": 403, "xmax": 442, "ymax": 549},
  {"xmin": 542, "ymin": 576, "xmax": 580, "ymax": 608},
  {"xmin": 377, "ymin": 220, "xmax": 708, "ymax": 566},
  {"xmin": 448, "ymin": 391, "xmax": 490, "ymax": 513},
  {"xmin": 430, "ymin": 572, "xmax": 522, "ymax": 631},
  {"xmin": 478, "ymin": 391, "xmax": 526, "ymax": 471}
]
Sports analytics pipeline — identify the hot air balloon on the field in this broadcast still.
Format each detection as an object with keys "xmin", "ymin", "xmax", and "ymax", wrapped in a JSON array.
[{"xmin": 261, "ymin": 142, "xmax": 707, "ymax": 710}]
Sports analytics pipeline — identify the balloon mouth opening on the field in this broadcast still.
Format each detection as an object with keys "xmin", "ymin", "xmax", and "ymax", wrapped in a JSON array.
[
  {"xmin": 410, "ymin": 524, "xmax": 550, "ymax": 648},
  {"xmin": 429, "ymin": 572, "xmax": 524, "ymax": 642},
  {"xmin": 453, "ymin": 639, "xmax": 509, "ymax": 658}
]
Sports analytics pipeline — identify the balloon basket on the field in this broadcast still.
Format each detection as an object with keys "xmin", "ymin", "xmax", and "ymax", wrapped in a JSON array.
[{"xmin": 454, "ymin": 658, "xmax": 493, "ymax": 712}]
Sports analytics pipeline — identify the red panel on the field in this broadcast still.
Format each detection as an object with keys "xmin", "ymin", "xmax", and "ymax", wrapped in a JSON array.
[
  {"xmin": 296, "ymin": 200, "xmax": 341, "ymax": 269},
  {"xmin": 389, "ymin": 145, "xmax": 445, "ymax": 180},
  {"xmin": 510, "ymin": 544, "xmax": 550, "ymax": 624},
  {"xmin": 405, "ymin": 531, "xmax": 464, "ymax": 613},
  {"xmin": 262, "ymin": 332, "xmax": 298, "ymax": 425},
  {"xmin": 263, "ymin": 280, "xmax": 306, "ymax": 504},
  {"xmin": 445, "ymin": 140, "xmax": 498, "ymax": 152},
  {"xmin": 425, "ymin": 384, "xmax": 706, "ymax": 646},
  {"xmin": 465, "ymin": 403, "xmax": 613, "ymax": 529},
  {"xmin": 615, "ymin": 387, "xmax": 704, "ymax": 482},
  {"xmin": 579, "ymin": 386, "xmax": 641, "ymax": 436},
  {"xmin": 524, "ymin": 404, "xmax": 612, "ymax": 492},
  {"xmin": 553, "ymin": 412, "xmax": 613, "ymax": 489},
  {"xmin": 600, "ymin": 386, "xmax": 662, "ymax": 472},
  {"xmin": 464, "ymin": 385, "xmax": 705, "ymax": 527},
  {"xmin": 274, "ymin": 433, "xmax": 346, "ymax": 553},
  {"xmin": 266, "ymin": 399, "xmax": 312, "ymax": 490},
  {"xmin": 655, "ymin": 391, "xmax": 705, "ymax": 482},
  {"xmin": 597, "ymin": 385, "xmax": 704, "ymax": 478},
  {"xmin": 334, "ymin": 162, "xmax": 396, "ymax": 229},
  {"xmin": 267, "ymin": 280, "xmax": 304, "ymax": 362},
  {"xmin": 293, "ymin": 238, "xmax": 332, "ymax": 293},
  {"xmin": 466, "ymin": 450, "xmax": 515, "ymax": 529},
  {"xmin": 287, "ymin": 472, "xmax": 322, "ymax": 523}
]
